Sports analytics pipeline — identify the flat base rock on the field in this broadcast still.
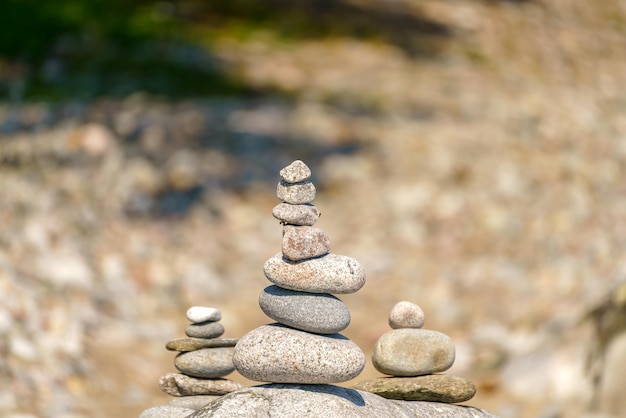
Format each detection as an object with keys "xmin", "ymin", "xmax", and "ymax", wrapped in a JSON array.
[
  {"xmin": 138, "ymin": 405, "xmax": 195, "ymax": 418},
  {"xmin": 169, "ymin": 395, "xmax": 221, "ymax": 410},
  {"xmin": 185, "ymin": 384, "xmax": 498, "ymax": 418},
  {"xmin": 354, "ymin": 374, "xmax": 477, "ymax": 403},
  {"xmin": 159, "ymin": 373, "xmax": 244, "ymax": 396}
]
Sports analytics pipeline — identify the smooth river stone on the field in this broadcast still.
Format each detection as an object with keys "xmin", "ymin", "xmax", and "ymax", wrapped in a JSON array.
[
  {"xmin": 186, "ymin": 306, "xmax": 221, "ymax": 323},
  {"xmin": 169, "ymin": 395, "xmax": 221, "ymax": 410},
  {"xmin": 354, "ymin": 374, "xmax": 476, "ymax": 403},
  {"xmin": 280, "ymin": 160, "xmax": 311, "ymax": 183},
  {"xmin": 272, "ymin": 203, "xmax": 320, "ymax": 226},
  {"xmin": 282, "ymin": 225, "xmax": 330, "ymax": 261},
  {"xmin": 174, "ymin": 348, "xmax": 235, "ymax": 378},
  {"xmin": 276, "ymin": 180, "xmax": 316, "ymax": 204},
  {"xmin": 185, "ymin": 321, "xmax": 224, "ymax": 339},
  {"xmin": 373, "ymin": 329, "xmax": 455, "ymax": 376},
  {"xmin": 263, "ymin": 253, "xmax": 365, "ymax": 294},
  {"xmin": 159, "ymin": 373, "xmax": 244, "ymax": 396},
  {"xmin": 388, "ymin": 301, "xmax": 425, "ymax": 329},
  {"xmin": 233, "ymin": 323, "xmax": 365, "ymax": 384},
  {"xmin": 258, "ymin": 285, "xmax": 350, "ymax": 334},
  {"xmin": 166, "ymin": 338, "xmax": 238, "ymax": 352}
]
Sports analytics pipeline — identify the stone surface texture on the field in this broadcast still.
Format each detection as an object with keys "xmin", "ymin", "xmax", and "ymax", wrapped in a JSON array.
[
  {"xmin": 184, "ymin": 321, "xmax": 225, "ymax": 339},
  {"xmin": 282, "ymin": 225, "xmax": 331, "ymax": 261},
  {"xmin": 174, "ymin": 348, "xmax": 235, "ymax": 378},
  {"xmin": 186, "ymin": 385, "xmax": 499, "ymax": 418},
  {"xmin": 389, "ymin": 301, "xmax": 425, "ymax": 329},
  {"xmin": 272, "ymin": 203, "xmax": 321, "ymax": 226},
  {"xmin": 186, "ymin": 306, "xmax": 221, "ymax": 323},
  {"xmin": 138, "ymin": 405, "xmax": 195, "ymax": 418},
  {"xmin": 373, "ymin": 329, "xmax": 455, "ymax": 376},
  {"xmin": 354, "ymin": 374, "xmax": 477, "ymax": 403},
  {"xmin": 258, "ymin": 285, "xmax": 350, "ymax": 334},
  {"xmin": 168, "ymin": 395, "xmax": 221, "ymax": 410},
  {"xmin": 263, "ymin": 253, "xmax": 365, "ymax": 294},
  {"xmin": 166, "ymin": 338, "xmax": 238, "ymax": 352},
  {"xmin": 276, "ymin": 180, "xmax": 316, "ymax": 204},
  {"xmin": 233, "ymin": 324, "xmax": 365, "ymax": 383},
  {"xmin": 159, "ymin": 373, "xmax": 244, "ymax": 396},
  {"xmin": 279, "ymin": 160, "xmax": 311, "ymax": 183}
]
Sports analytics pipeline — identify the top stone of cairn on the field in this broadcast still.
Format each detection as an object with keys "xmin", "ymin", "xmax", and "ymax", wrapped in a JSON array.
[{"xmin": 279, "ymin": 160, "xmax": 311, "ymax": 183}]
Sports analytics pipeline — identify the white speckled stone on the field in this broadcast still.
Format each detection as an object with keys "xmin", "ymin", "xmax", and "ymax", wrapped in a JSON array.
[
  {"xmin": 186, "ymin": 306, "xmax": 221, "ymax": 323},
  {"xmin": 159, "ymin": 373, "xmax": 244, "ymax": 396},
  {"xmin": 263, "ymin": 252, "xmax": 365, "ymax": 294},
  {"xmin": 280, "ymin": 160, "xmax": 311, "ymax": 183},
  {"xmin": 276, "ymin": 180, "xmax": 316, "ymax": 204},
  {"xmin": 258, "ymin": 285, "xmax": 350, "ymax": 334},
  {"xmin": 174, "ymin": 348, "xmax": 235, "ymax": 378},
  {"xmin": 233, "ymin": 323, "xmax": 365, "ymax": 383},
  {"xmin": 272, "ymin": 203, "xmax": 321, "ymax": 226},
  {"xmin": 282, "ymin": 225, "xmax": 330, "ymax": 261},
  {"xmin": 372, "ymin": 329, "xmax": 455, "ymax": 376},
  {"xmin": 389, "ymin": 301, "xmax": 425, "ymax": 329},
  {"xmin": 185, "ymin": 321, "xmax": 224, "ymax": 339}
]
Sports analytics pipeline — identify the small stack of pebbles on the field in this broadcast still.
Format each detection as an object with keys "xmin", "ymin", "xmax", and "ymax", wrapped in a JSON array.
[
  {"xmin": 355, "ymin": 301, "xmax": 477, "ymax": 403},
  {"xmin": 232, "ymin": 160, "xmax": 366, "ymax": 384},
  {"xmin": 158, "ymin": 306, "xmax": 243, "ymax": 410}
]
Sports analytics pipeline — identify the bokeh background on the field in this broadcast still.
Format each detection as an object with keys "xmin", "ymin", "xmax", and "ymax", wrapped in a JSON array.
[{"xmin": 1, "ymin": 1, "xmax": 626, "ymax": 417}]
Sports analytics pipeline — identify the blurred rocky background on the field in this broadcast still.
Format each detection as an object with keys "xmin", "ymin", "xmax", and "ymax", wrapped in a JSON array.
[{"xmin": 1, "ymin": 0, "xmax": 626, "ymax": 417}]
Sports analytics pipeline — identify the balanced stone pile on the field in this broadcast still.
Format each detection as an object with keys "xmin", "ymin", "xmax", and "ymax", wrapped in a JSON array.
[
  {"xmin": 232, "ymin": 160, "xmax": 366, "ymax": 384},
  {"xmin": 355, "ymin": 301, "xmax": 477, "ymax": 403},
  {"xmin": 158, "ymin": 306, "xmax": 243, "ymax": 410}
]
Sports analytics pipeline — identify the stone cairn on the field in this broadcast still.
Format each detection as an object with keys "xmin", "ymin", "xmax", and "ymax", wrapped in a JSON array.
[
  {"xmin": 354, "ymin": 301, "xmax": 477, "ymax": 403},
  {"xmin": 232, "ymin": 160, "xmax": 367, "ymax": 384},
  {"xmin": 158, "ymin": 306, "xmax": 244, "ymax": 409}
]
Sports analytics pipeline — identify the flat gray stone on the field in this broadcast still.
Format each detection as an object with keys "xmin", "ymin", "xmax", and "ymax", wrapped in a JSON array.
[
  {"xmin": 258, "ymin": 285, "xmax": 350, "ymax": 334},
  {"xmin": 272, "ymin": 203, "xmax": 321, "ymax": 226},
  {"xmin": 174, "ymin": 348, "xmax": 235, "ymax": 378},
  {"xmin": 166, "ymin": 338, "xmax": 238, "ymax": 352},
  {"xmin": 233, "ymin": 323, "xmax": 365, "ymax": 383},
  {"xmin": 280, "ymin": 160, "xmax": 311, "ymax": 183},
  {"xmin": 138, "ymin": 405, "xmax": 195, "ymax": 418},
  {"xmin": 354, "ymin": 374, "xmax": 476, "ymax": 402},
  {"xmin": 263, "ymin": 253, "xmax": 365, "ymax": 294},
  {"xmin": 169, "ymin": 395, "xmax": 221, "ymax": 410},
  {"xmin": 186, "ymin": 306, "xmax": 221, "ymax": 323},
  {"xmin": 159, "ymin": 373, "xmax": 244, "ymax": 396},
  {"xmin": 185, "ymin": 321, "xmax": 224, "ymax": 339},
  {"xmin": 373, "ymin": 329, "xmax": 455, "ymax": 376},
  {"xmin": 282, "ymin": 225, "xmax": 331, "ymax": 261},
  {"xmin": 276, "ymin": 180, "xmax": 316, "ymax": 204},
  {"xmin": 389, "ymin": 301, "xmax": 425, "ymax": 329},
  {"xmin": 186, "ymin": 384, "xmax": 498, "ymax": 418}
]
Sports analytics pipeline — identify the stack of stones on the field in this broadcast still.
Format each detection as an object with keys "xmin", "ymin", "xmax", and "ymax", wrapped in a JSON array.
[
  {"xmin": 233, "ymin": 160, "xmax": 367, "ymax": 384},
  {"xmin": 355, "ymin": 301, "xmax": 477, "ymax": 403},
  {"xmin": 158, "ymin": 306, "xmax": 243, "ymax": 410}
]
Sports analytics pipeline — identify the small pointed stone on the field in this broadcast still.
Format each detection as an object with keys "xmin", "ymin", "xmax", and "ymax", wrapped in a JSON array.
[
  {"xmin": 280, "ymin": 160, "xmax": 311, "ymax": 183},
  {"xmin": 277, "ymin": 180, "xmax": 316, "ymax": 204},
  {"xmin": 272, "ymin": 203, "xmax": 321, "ymax": 226},
  {"xmin": 282, "ymin": 225, "xmax": 330, "ymax": 261},
  {"xmin": 389, "ymin": 301, "xmax": 425, "ymax": 329}
]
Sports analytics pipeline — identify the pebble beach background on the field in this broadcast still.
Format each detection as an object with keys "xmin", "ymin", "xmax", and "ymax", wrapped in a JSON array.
[{"xmin": 1, "ymin": 1, "xmax": 626, "ymax": 417}]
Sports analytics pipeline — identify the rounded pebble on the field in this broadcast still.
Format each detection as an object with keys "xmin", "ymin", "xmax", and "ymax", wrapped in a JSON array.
[
  {"xmin": 372, "ymin": 329, "xmax": 455, "ymax": 376},
  {"xmin": 166, "ymin": 338, "xmax": 238, "ymax": 352},
  {"xmin": 279, "ymin": 160, "xmax": 311, "ymax": 183},
  {"xmin": 263, "ymin": 252, "xmax": 365, "ymax": 294},
  {"xmin": 185, "ymin": 321, "xmax": 225, "ymax": 339},
  {"xmin": 388, "ymin": 301, "xmax": 425, "ymax": 329},
  {"xmin": 258, "ymin": 285, "xmax": 350, "ymax": 334},
  {"xmin": 186, "ymin": 306, "xmax": 222, "ymax": 323},
  {"xmin": 272, "ymin": 203, "xmax": 321, "ymax": 226},
  {"xmin": 174, "ymin": 347, "xmax": 235, "ymax": 378},
  {"xmin": 282, "ymin": 225, "xmax": 331, "ymax": 261},
  {"xmin": 233, "ymin": 323, "xmax": 365, "ymax": 383},
  {"xmin": 276, "ymin": 180, "xmax": 316, "ymax": 204},
  {"xmin": 159, "ymin": 373, "xmax": 244, "ymax": 396},
  {"xmin": 354, "ymin": 374, "xmax": 476, "ymax": 403}
]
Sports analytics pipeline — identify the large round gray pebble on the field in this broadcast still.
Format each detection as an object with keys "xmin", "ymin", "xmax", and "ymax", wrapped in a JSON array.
[
  {"xmin": 159, "ymin": 373, "xmax": 244, "ymax": 396},
  {"xmin": 372, "ymin": 329, "xmax": 455, "ymax": 376},
  {"xmin": 174, "ymin": 348, "xmax": 235, "ymax": 378},
  {"xmin": 185, "ymin": 321, "xmax": 224, "ymax": 339},
  {"xmin": 280, "ymin": 160, "xmax": 311, "ymax": 183},
  {"xmin": 388, "ymin": 301, "xmax": 425, "ymax": 329},
  {"xmin": 282, "ymin": 225, "xmax": 330, "ymax": 261},
  {"xmin": 276, "ymin": 180, "xmax": 316, "ymax": 204},
  {"xmin": 233, "ymin": 323, "xmax": 365, "ymax": 383},
  {"xmin": 272, "ymin": 203, "xmax": 321, "ymax": 226},
  {"xmin": 263, "ymin": 253, "xmax": 365, "ymax": 294},
  {"xmin": 258, "ymin": 285, "xmax": 350, "ymax": 334}
]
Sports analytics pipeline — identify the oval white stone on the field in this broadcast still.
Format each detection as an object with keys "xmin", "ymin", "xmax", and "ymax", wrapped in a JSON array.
[{"xmin": 186, "ymin": 306, "xmax": 222, "ymax": 323}]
